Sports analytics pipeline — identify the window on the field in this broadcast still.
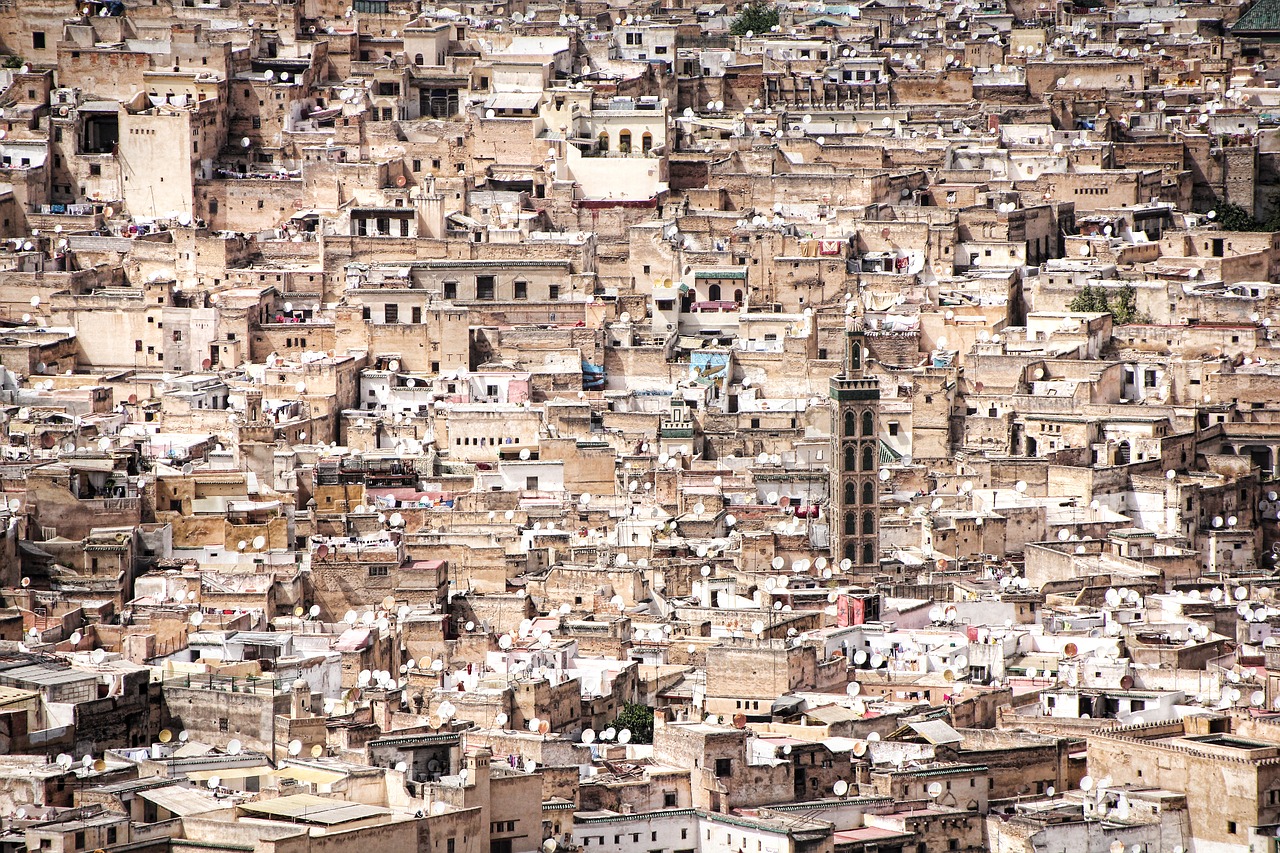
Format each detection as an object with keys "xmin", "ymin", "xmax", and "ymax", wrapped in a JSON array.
[
  {"xmin": 218, "ymin": 717, "xmax": 229, "ymax": 732},
  {"xmin": 412, "ymin": 306, "xmax": 422, "ymax": 324},
  {"xmin": 33, "ymin": 32, "xmax": 45, "ymax": 49},
  {"xmin": 476, "ymin": 275, "xmax": 495, "ymax": 300},
  {"xmin": 715, "ymin": 758, "xmax": 731, "ymax": 777},
  {"xmin": 888, "ymin": 421, "xmax": 899, "ymax": 436},
  {"xmin": 549, "ymin": 284, "xmax": 560, "ymax": 300},
  {"xmin": 384, "ymin": 303, "xmax": 398, "ymax": 323},
  {"xmin": 514, "ymin": 280, "xmax": 528, "ymax": 300},
  {"xmin": 107, "ymin": 828, "xmax": 117, "ymax": 845},
  {"xmin": 89, "ymin": 164, "xmax": 102, "ymax": 176},
  {"xmin": 1228, "ymin": 821, "xmax": 1237, "ymax": 835},
  {"xmin": 369, "ymin": 565, "xmax": 389, "ymax": 577},
  {"xmin": 664, "ymin": 791, "xmax": 678, "ymax": 807},
  {"xmin": 443, "ymin": 281, "xmax": 457, "ymax": 300}
]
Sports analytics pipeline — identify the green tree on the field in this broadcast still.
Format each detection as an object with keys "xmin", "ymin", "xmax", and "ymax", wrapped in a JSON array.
[
  {"xmin": 1069, "ymin": 283, "xmax": 1144, "ymax": 325},
  {"xmin": 1109, "ymin": 284, "xmax": 1139, "ymax": 324},
  {"xmin": 608, "ymin": 702, "xmax": 655, "ymax": 744},
  {"xmin": 1214, "ymin": 202, "xmax": 1262, "ymax": 232},
  {"xmin": 1068, "ymin": 284, "xmax": 1108, "ymax": 314},
  {"xmin": 730, "ymin": 1, "xmax": 779, "ymax": 35}
]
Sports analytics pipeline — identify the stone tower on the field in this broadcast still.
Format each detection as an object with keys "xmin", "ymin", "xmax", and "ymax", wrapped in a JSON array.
[{"xmin": 831, "ymin": 317, "xmax": 881, "ymax": 573}]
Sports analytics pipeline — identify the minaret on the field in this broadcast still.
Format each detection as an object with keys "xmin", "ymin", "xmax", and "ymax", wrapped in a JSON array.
[{"xmin": 831, "ymin": 316, "xmax": 881, "ymax": 574}]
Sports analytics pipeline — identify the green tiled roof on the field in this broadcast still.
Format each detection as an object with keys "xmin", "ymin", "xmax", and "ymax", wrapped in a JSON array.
[{"xmin": 1234, "ymin": 0, "xmax": 1280, "ymax": 32}]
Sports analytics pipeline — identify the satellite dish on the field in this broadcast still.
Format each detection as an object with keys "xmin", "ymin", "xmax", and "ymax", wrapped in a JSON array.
[
  {"xmin": 833, "ymin": 779, "xmax": 849, "ymax": 797},
  {"xmin": 227, "ymin": 739, "xmax": 242, "ymax": 755}
]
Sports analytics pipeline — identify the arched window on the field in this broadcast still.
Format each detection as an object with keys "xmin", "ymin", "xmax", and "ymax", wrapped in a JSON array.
[
  {"xmin": 414, "ymin": 53, "xmax": 424, "ymax": 65},
  {"xmin": 733, "ymin": 288, "xmax": 743, "ymax": 303},
  {"xmin": 641, "ymin": 131, "xmax": 653, "ymax": 152},
  {"xmin": 861, "ymin": 410, "xmax": 874, "ymax": 436},
  {"xmin": 863, "ymin": 511, "xmax": 875, "ymax": 535},
  {"xmin": 845, "ymin": 411, "xmax": 857, "ymax": 436},
  {"xmin": 619, "ymin": 129, "xmax": 632, "ymax": 153},
  {"xmin": 1116, "ymin": 440, "xmax": 1131, "ymax": 464},
  {"xmin": 845, "ymin": 444, "xmax": 857, "ymax": 471},
  {"xmin": 597, "ymin": 131, "xmax": 609, "ymax": 152},
  {"xmin": 862, "ymin": 542, "xmax": 875, "ymax": 565},
  {"xmin": 850, "ymin": 342, "xmax": 862, "ymax": 371},
  {"xmin": 845, "ymin": 542, "xmax": 858, "ymax": 562},
  {"xmin": 862, "ymin": 481, "xmax": 874, "ymax": 504},
  {"xmin": 708, "ymin": 283, "xmax": 722, "ymax": 301},
  {"xmin": 844, "ymin": 482, "xmax": 857, "ymax": 504},
  {"xmin": 845, "ymin": 513, "xmax": 857, "ymax": 535},
  {"xmin": 862, "ymin": 445, "xmax": 875, "ymax": 472}
]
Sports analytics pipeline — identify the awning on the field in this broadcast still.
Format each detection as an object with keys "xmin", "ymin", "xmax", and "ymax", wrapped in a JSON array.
[
  {"xmin": 484, "ymin": 92, "xmax": 541, "ymax": 111},
  {"xmin": 185, "ymin": 765, "xmax": 271, "ymax": 782},
  {"xmin": 334, "ymin": 627, "xmax": 373, "ymax": 652},
  {"xmin": 271, "ymin": 765, "xmax": 347, "ymax": 785},
  {"xmin": 136, "ymin": 786, "xmax": 221, "ymax": 816}
]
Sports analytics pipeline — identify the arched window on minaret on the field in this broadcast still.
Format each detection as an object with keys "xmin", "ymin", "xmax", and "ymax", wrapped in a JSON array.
[{"xmin": 861, "ymin": 410, "xmax": 874, "ymax": 436}]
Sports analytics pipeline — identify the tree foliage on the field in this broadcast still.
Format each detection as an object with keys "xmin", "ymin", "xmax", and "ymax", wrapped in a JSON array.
[
  {"xmin": 730, "ymin": 1, "xmax": 779, "ymax": 35},
  {"xmin": 1214, "ymin": 202, "xmax": 1264, "ymax": 232},
  {"xmin": 1068, "ymin": 283, "xmax": 1141, "ymax": 325},
  {"xmin": 608, "ymin": 702, "xmax": 655, "ymax": 744},
  {"xmin": 1206, "ymin": 198, "xmax": 1280, "ymax": 232}
]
